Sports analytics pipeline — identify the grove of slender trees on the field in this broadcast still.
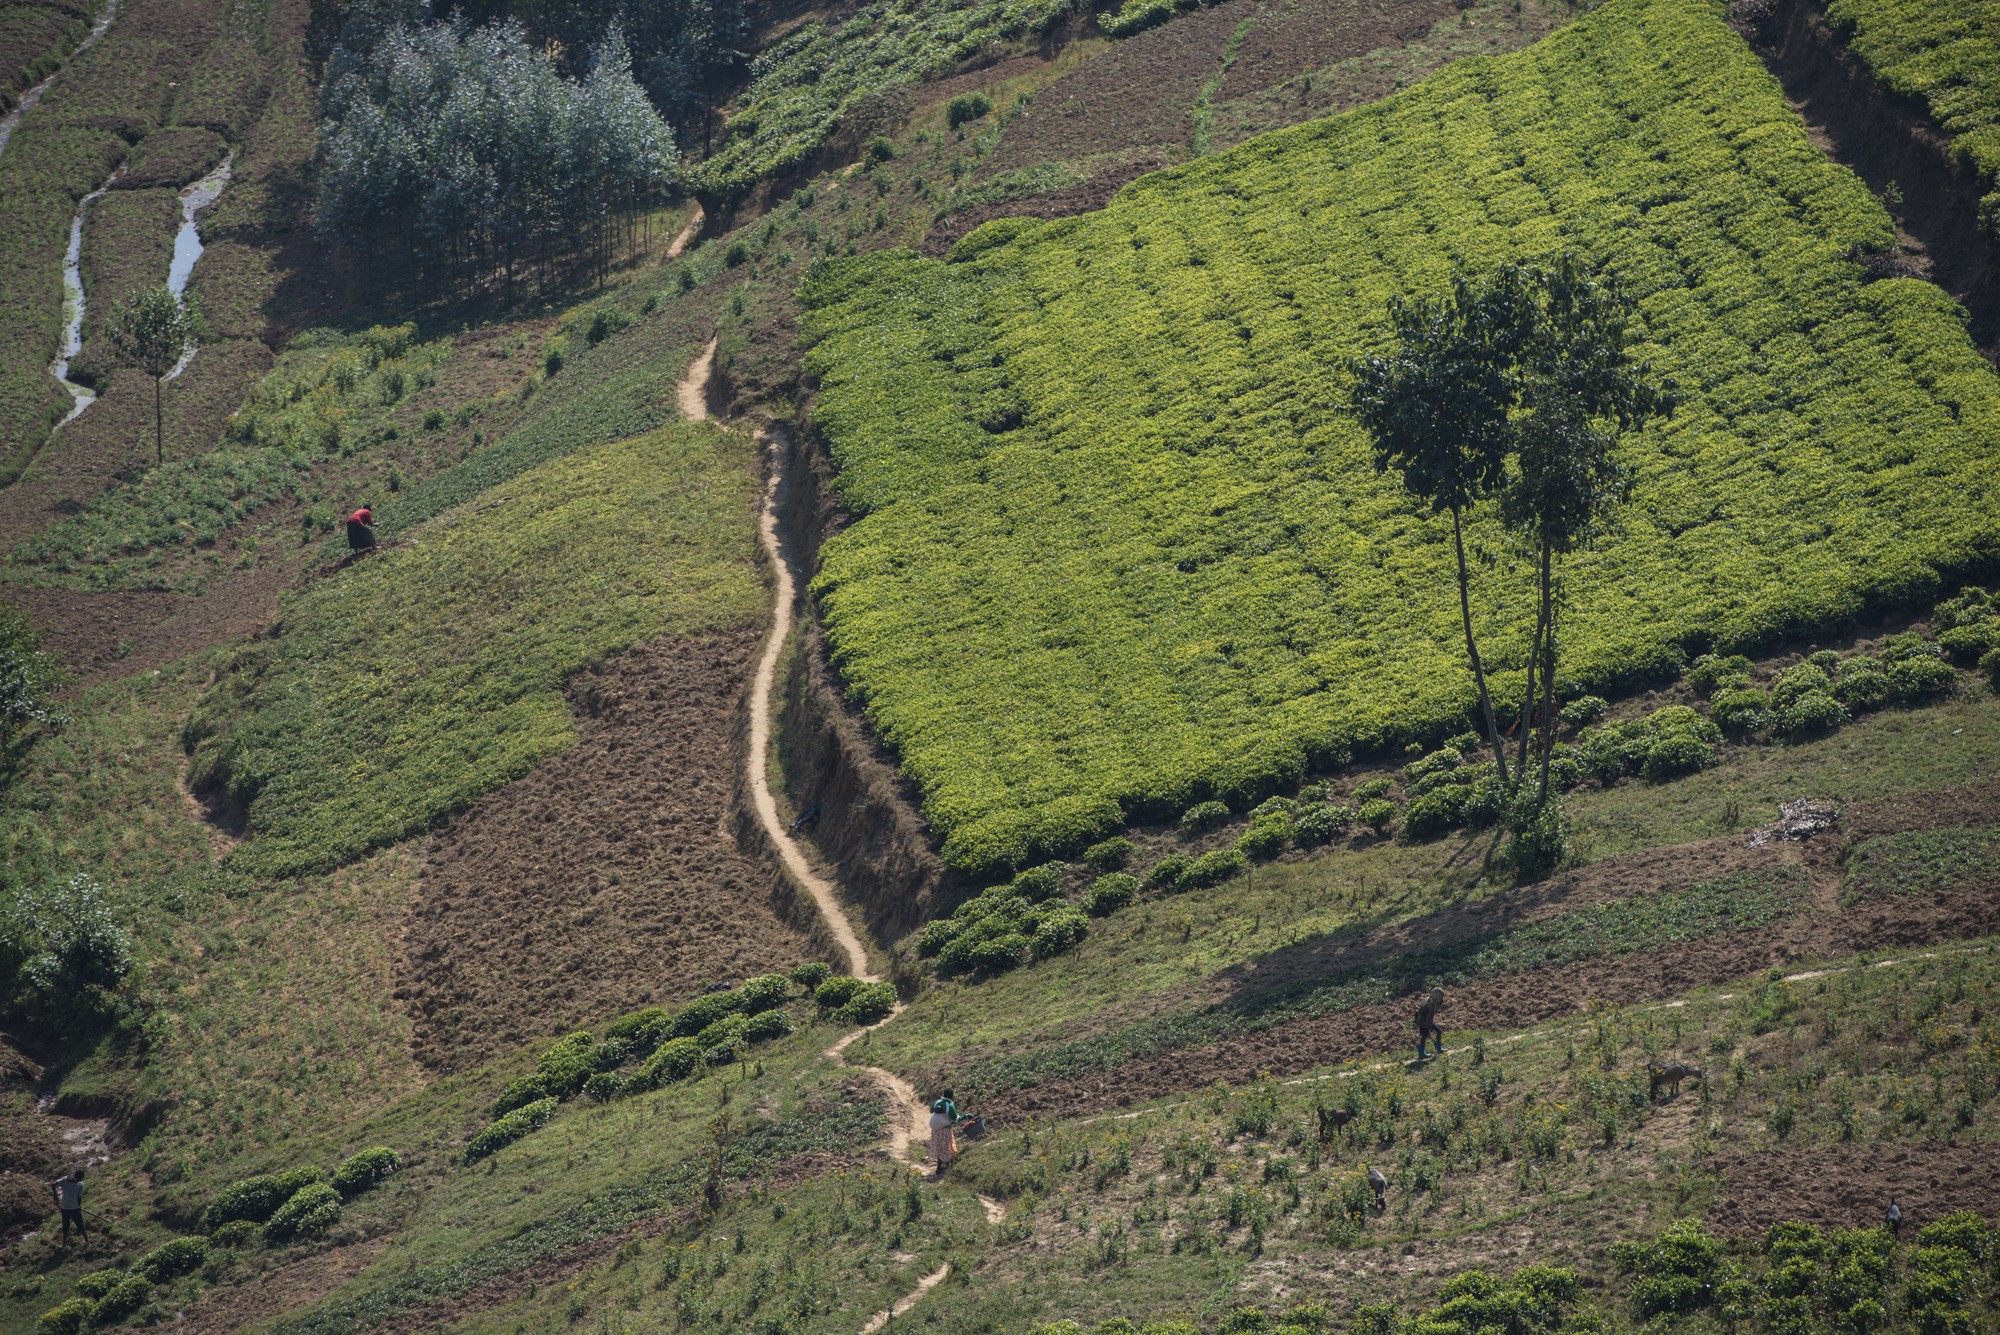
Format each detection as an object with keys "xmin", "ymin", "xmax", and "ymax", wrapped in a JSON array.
[{"xmin": 315, "ymin": 9, "xmax": 682, "ymax": 297}]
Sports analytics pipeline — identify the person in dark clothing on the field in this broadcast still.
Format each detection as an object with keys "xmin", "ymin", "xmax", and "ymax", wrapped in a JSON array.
[
  {"xmin": 1414, "ymin": 986, "xmax": 1445, "ymax": 1059},
  {"xmin": 51, "ymin": 1168, "xmax": 86, "ymax": 1244},
  {"xmin": 1887, "ymin": 1201, "xmax": 1903, "ymax": 1236},
  {"xmin": 345, "ymin": 506, "xmax": 376, "ymax": 552}
]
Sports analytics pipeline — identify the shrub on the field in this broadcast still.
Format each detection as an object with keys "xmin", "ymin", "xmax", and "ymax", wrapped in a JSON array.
[
  {"xmin": 790, "ymin": 961, "xmax": 832, "ymax": 990},
  {"xmin": 1293, "ymin": 804, "xmax": 1349, "ymax": 846},
  {"xmin": 743, "ymin": 1007, "xmax": 794, "ymax": 1041},
  {"xmin": 1504, "ymin": 799, "xmax": 1566, "ymax": 881},
  {"xmin": 1249, "ymin": 796, "xmax": 1298, "ymax": 820},
  {"xmin": 463, "ymin": 1096, "xmax": 559, "ymax": 1163},
  {"xmin": 1353, "ymin": 777, "xmax": 1395, "ymax": 802},
  {"xmin": 1879, "ymin": 631, "xmax": 1941, "ymax": 663},
  {"xmin": 209, "ymin": 1220, "xmax": 259, "ymax": 1249},
  {"xmin": 491, "ymin": 1071, "xmax": 553, "ymax": 1117},
  {"xmin": 584, "ymin": 306, "xmax": 631, "ymax": 345},
  {"xmin": 604, "ymin": 1005, "xmax": 673, "ymax": 1052},
  {"xmin": 543, "ymin": 341, "xmax": 565, "ymax": 376},
  {"xmin": 1011, "ymin": 862, "xmax": 1067, "ymax": 900},
  {"xmin": 1085, "ymin": 872, "xmax": 1139, "ymax": 916},
  {"xmin": 1236, "ymin": 815, "xmax": 1293, "ymax": 860},
  {"xmin": 832, "ymin": 982, "xmax": 897, "ymax": 1024},
  {"xmin": 582, "ymin": 1072, "xmax": 626, "ymax": 1102},
  {"xmin": 38, "ymin": 1298, "xmax": 96, "ymax": 1335},
  {"xmin": 1982, "ymin": 646, "xmax": 2000, "ymax": 690},
  {"xmin": 940, "ymin": 931, "xmax": 1029, "ymax": 975},
  {"xmin": 74, "ymin": 1270, "xmax": 124, "ymax": 1299},
  {"xmin": 725, "ymin": 238, "xmax": 750, "ymax": 266},
  {"xmin": 696, "ymin": 1014, "xmax": 753, "ymax": 1062},
  {"xmin": 1806, "ymin": 648, "xmax": 1841, "ymax": 673},
  {"xmin": 1178, "ymin": 848, "xmax": 1246, "ymax": 890},
  {"xmin": 1770, "ymin": 663, "xmax": 1833, "ymax": 709},
  {"xmin": 1403, "ymin": 747, "xmax": 1463, "ymax": 784},
  {"xmin": 1083, "ymin": 836, "xmax": 1132, "ymax": 871},
  {"xmin": 1560, "ymin": 695, "xmax": 1609, "ymax": 728},
  {"xmin": 1937, "ymin": 620, "xmax": 1999, "ymax": 664},
  {"xmin": 1711, "ymin": 687, "xmax": 1771, "ymax": 736},
  {"xmin": 1885, "ymin": 655, "xmax": 1954, "ymax": 704},
  {"xmin": 735, "ymin": 974, "xmax": 793, "ymax": 1013},
  {"xmin": 1642, "ymin": 731, "xmax": 1714, "ymax": 781},
  {"xmin": 1030, "ymin": 904, "xmax": 1089, "ymax": 959},
  {"xmin": 637, "ymin": 1037, "xmax": 704, "ymax": 1087},
  {"xmin": 1401, "ymin": 788, "xmax": 1466, "ymax": 841},
  {"xmin": 134, "ymin": 1236, "xmax": 208, "ymax": 1283},
  {"xmin": 814, "ymin": 976, "xmax": 865, "ymax": 1011},
  {"xmin": 1179, "ymin": 800, "xmax": 1231, "ymax": 835},
  {"xmin": 1358, "ymin": 798, "xmax": 1396, "ymax": 834},
  {"xmin": 946, "ymin": 92, "xmax": 992, "ymax": 129},
  {"xmin": 1460, "ymin": 779, "xmax": 1509, "ymax": 829},
  {"xmin": 266, "ymin": 1183, "xmax": 342, "ymax": 1241},
  {"xmin": 1832, "ymin": 663, "xmax": 1892, "ymax": 713},
  {"xmin": 1931, "ymin": 585, "xmax": 1994, "ymax": 631},
  {"xmin": 205, "ymin": 1167, "xmax": 329, "ymax": 1229},
  {"xmin": 1688, "ymin": 652, "xmax": 1755, "ymax": 695},
  {"xmin": 533, "ymin": 1031, "xmax": 598, "ymax": 1099},
  {"xmin": 1778, "ymin": 689, "xmax": 1848, "ymax": 737},
  {"xmin": 669, "ymin": 992, "xmax": 743, "ymax": 1038},
  {"xmin": 95, "ymin": 1276, "xmax": 155, "ymax": 1322}
]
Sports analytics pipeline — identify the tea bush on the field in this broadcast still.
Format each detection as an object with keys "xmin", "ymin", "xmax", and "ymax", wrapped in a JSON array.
[
  {"xmin": 330, "ymin": 1146, "xmax": 400, "ymax": 1198},
  {"xmin": 134, "ymin": 1235, "xmax": 208, "ymax": 1282},
  {"xmin": 813, "ymin": 976, "xmax": 865, "ymax": 1011},
  {"xmin": 1084, "ymin": 872, "xmax": 1139, "ymax": 916},
  {"xmin": 637, "ymin": 1038, "xmax": 705, "ymax": 1087},
  {"xmin": 1778, "ymin": 690, "xmax": 1848, "ymax": 738},
  {"xmin": 829, "ymin": 982, "xmax": 897, "ymax": 1023},
  {"xmin": 735, "ymin": 974, "xmax": 793, "ymax": 1013},
  {"xmin": 464, "ymin": 1096, "xmax": 559, "ymax": 1163},
  {"xmin": 799, "ymin": 0, "xmax": 2000, "ymax": 879},
  {"xmin": 1236, "ymin": 814, "xmax": 1293, "ymax": 860},
  {"xmin": 91, "ymin": 1275, "xmax": 151, "ymax": 1323},
  {"xmin": 790, "ymin": 961, "xmax": 832, "ymax": 990},
  {"xmin": 1083, "ymin": 836, "xmax": 1133, "ymax": 871},
  {"xmin": 1179, "ymin": 801, "xmax": 1231, "ymax": 836},
  {"xmin": 265, "ymin": 1183, "xmax": 342, "ymax": 1241},
  {"xmin": 582, "ymin": 1072, "xmax": 626, "ymax": 1102},
  {"xmin": 205, "ymin": 1168, "xmax": 329, "ymax": 1229},
  {"xmin": 1292, "ymin": 804, "xmax": 1349, "ymax": 846},
  {"xmin": 1178, "ymin": 847, "xmax": 1246, "ymax": 890},
  {"xmin": 946, "ymin": 92, "xmax": 992, "ymax": 129},
  {"xmin": 1358, "ymin": 800, "xmax": 1397, "ymax": 835},
  {"xmin": 743, "ymin": 1008, "xmax": 794, "ymax": 1041},
  {"xmin": 37, "ymin": 1297, "xmax": 95, "ymax": 1335},
  {"xmin": 1145, "ymin": 854, "xmax": 1191, "ymax": 889}
]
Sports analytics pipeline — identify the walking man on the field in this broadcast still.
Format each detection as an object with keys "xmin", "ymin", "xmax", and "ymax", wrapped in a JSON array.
[
  {"xmin": 928, "ymin": 1089, "xmax": 960, "ymax": 1177},
  {"xmin": 51, "ymin": 1167, "xmax": 86, "ymax": 1245},
  {"xmin": 1415, "ymin": 986, "xmax": 1446, "ymax": 1059}
]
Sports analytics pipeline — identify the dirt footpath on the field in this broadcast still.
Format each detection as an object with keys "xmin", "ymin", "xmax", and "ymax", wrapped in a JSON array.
[{"xmin": 402, "ymin": 629, "xmax": 813, "ymax": 1071}]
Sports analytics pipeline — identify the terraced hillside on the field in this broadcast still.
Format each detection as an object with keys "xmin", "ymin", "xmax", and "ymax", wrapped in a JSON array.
[{"xmin": 3, "ymin": 0, "xmax": 1999, "ymax": 1331}]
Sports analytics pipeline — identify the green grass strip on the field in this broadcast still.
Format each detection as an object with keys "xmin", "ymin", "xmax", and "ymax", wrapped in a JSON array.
[
  {"xmin": 1841, "ymin": 827, "xmax": 2000, "ymax": 904},
  {"xmin": 957, "ymin": 866, "xmax": 1811, "ymax": 1101}
]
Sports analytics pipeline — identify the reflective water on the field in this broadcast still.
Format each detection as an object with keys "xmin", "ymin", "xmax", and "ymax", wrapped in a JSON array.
[
  {"xmin": 164, "ymin": 152, "xmax": 232, "ymax": 381},
  {"xmin": 51, "ymin": 172, "xmax": 120, "ymax": 425}
]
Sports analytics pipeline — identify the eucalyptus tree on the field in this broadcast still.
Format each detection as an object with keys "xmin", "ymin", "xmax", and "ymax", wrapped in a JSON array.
[{"xmin": 106, "ymin": 285, "xmax": 200, "ymax": 465}]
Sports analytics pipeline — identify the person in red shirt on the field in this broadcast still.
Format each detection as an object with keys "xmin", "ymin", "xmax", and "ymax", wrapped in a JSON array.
[{"xmin": 345, "ymin": 506, "xmax": 376, "ymax": 552}]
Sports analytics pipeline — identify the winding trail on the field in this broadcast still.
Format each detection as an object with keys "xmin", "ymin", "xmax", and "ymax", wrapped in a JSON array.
[{"xmin": 673, "ymin": 333, "xmax": 1004, "ymax": 1332}]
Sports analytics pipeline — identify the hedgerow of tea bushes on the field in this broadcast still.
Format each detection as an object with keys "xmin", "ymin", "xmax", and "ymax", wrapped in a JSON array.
[
  {"xmin": 1179, "ymin": 801, "xmax": 1231, "ymax": 836},
  {"xmin": 134, "ymin": 1235, "xmax": 209, "ymax": 1282},
  {"xmin": 464, "ymin": 1097, "xmax": 559, "ymax": 1163},
  {"xmin": 204, "ymin": 1168, "xmax": 329, "ymax": 1230},
  {"xmin": 37, "ymin": 1296, "xmax": 94, "ymax": 1335},
  {"xmin": 1083, "ymin": 837, "xmax": 1132, "ymax": 871},
  {"xmin": 73, "ymin": 1271, "xmax": 123, "ymax": 1300},
  {"xmin": 1236, "ymin": 814, "xmax": 1293, "ymax": 860},
  {"xmin": 827, "ymin": 981, "xmax": 897, "ymax": 1023},
  {"xmin": 330, "ymin": 1146, "xmax": 400, "ymax": 1198},
  {"xmin": 1293, "ymin": 804, "xmax": 1351, "ymax": 846},
  {"xmin": 923, "ymin": 885, "xmax": 1090, "ymax": 976},
  {"xmin": 1085, "ymin": 873, "xmax": 1138, "ymax": 916},
  {"xmin": 265, "ymin": 1183, "xmax": 342, "ymax": 1241},
  {"xmin": 800, "ymin": 0, "xmax": 2000, "ymax": 880},
  {"xmin": 1559, "ymin": 695, "xmax": 1608, "ymax": 729},
  {"xmin": 1145, "ymin": 854, "xmax": 1191, "ymax": 889}
]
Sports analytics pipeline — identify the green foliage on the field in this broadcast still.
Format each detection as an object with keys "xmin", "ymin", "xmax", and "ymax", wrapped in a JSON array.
[
  {"xmin": 813, "ymin": 976, "xmax": 864, "ymax": 1011},
  {"xmin": 927, "ymin": 887, "xmax": 1089, "ymax": 976},
  {"xmin": 1559, "ymin": 695, "xmax": 1608, "ymax": 728},
  {"xmin": 329, "ymin": 1146, "xmax": 400, "ymax": 1198},
  {"xmin": 1292, "ymin": 803, "xmax": 1350, "ymax": 846},
  {"xmin": 1178, "ymin": 847, "xmax": 1246, "ymax": 890},
  {"xmin": 181, "ymin": 423, "xmax": 761, "ymax": 876},
  {"xmin": 1712, "ymin": 686, "xmax": 1772, "ymax": 736},
  {"xmin": 107, "ymin": 284, "xmax": 201, "ymax": 462},
  {"xmin": 799, "ymin": 0, "xmax": 1999, "ymax": 878},
  {"xmin": 1236, "ymin": 814, "xmax": 1293, "ymax": 860},
  {"xmin": 1101, "ymin": 0, "xmax": 1211, "ymax": 38},
  {"xmin": 1178, "ymin": 800, "xmax": 1231, "ymax": 836},
  {"xmin": 1614, "ymin": 1217, "xmax": 1726, "ymax": 1316},
  {"xmin": 830, "ymin": 982, "xmax": 897, "ymax": 1023},
  {"xmin": 1352, "ymin": 778, "xmax": 1396, "ymax": 802},
  {"xmin": 134, "ymin": 1235, "xmax": 208, "ymax": 1282},
  {"xmin": 36, "ymin": 1297, "xmax": 95, "ymax": 1335},
  {"xmin": 1012, "ymin": 862, "xmax": 1068, "ymax": 900},
  {"xmin": 946, "ymin": 92, "xmax": 992, "ymax": 129},
  {"xmin": 1084, "ymin": 872, "xmax": 1139, "ymax": 916},
  {"xmin": 1777, "ymin": 689, "xmax": 1849, "ymax": 738},
  {"xmin": 5, "ymin": 872, "xmax": 132, "ymax": 1032},
  {"xmin": 90, "ymin": 1275, "xmax": 151, "ymax": 1323},
  {"xmin": 636, "ymin": 1037, "xmax": 704, "ymax": 1088},
  {"xmin": 0, "ymin": 604, "xmax": 67, "ymax": 743},
  {"xmin": 1688, "ymin": 652, "xmax": 1755, "ymax": 696},
  {"xmin": 790, "ymin": 961, "xmax": 832, "ymax": 990},
  {"xmin": 1358, "ymin": 799, "xmax": 1397, "ymax": 835},
  {"xmin": 1144, "ymin": 854, "xmax": 1191, "ymax": 890},
  {"xmin": 205, "ymin": 1167, "xmax": 328, "ymax": 1229},
  {"xmin": 1083, "ymin": 836, "xmax": 1133, "ymax": 871},
  {"xmin": 1842, "ymin": 827, "xmax": 2000, "ymax": 903},
  {"xmin": 72, "ymin": 1271, "xmax": 123, "ymax": 1301},
  {"xmin": 265, "ymin": 1181, "xmax": 342, "ymax": 1240},
  {"xmin": 464, "ymin": 1096, "xmax": 559, "ymax": 1163},
  {"xmin": 736, "ymin": 974, "xmax": 793, "ymax": 1013},
  {"xmin": 690, "ymin": 0, "xmax": 1074, "ymax": 193},
  {"xmin": 1503, "ymin": 796, "xmax": 1567, "ymax": 880}
]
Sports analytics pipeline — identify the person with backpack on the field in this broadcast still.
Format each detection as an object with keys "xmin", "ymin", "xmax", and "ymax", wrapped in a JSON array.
[
  {"xmin": 928, "ymin": 1089, "xmax": 960, "ymax": 1176},
  {"xmin": 1414, "ymin": 986, "xmax": 1445, "ymax": 1060},
  {"xmin": 345, "ymin": 506, "xmax": 376, "ymax": 553}
]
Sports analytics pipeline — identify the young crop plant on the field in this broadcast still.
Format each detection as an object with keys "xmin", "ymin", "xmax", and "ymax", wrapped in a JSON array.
[{"xmin": 801, "ymin": 0, "xmax": 2000, "ymax": 880}]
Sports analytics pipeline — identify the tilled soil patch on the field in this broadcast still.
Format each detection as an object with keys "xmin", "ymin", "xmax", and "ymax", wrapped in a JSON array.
[
  {"xmin": 1218, "ymin": 0, "xmax": 1457, "ymax": 100},
  {"xmin": 403, "ymin": 630, "xmax": 813, "ymax": 1072},
  {"xmin": 181, "ymin": 1238, "xmax": 391, "ymax": 1335},
  {"xmin": 1705, "ymin": 1141, "xmax": 2000, "ymax": 1236},
  {"xmin": 968, "ymin": 881, "xmax": 2000, "ymax": 1124}
]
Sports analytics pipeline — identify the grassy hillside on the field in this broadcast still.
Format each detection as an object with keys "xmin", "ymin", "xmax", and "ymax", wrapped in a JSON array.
[
  {"xmin": 800, "ymin": 0, "xmax": 2000, "ymax": 876},
  {"xmin": 181, "ymin": 419, "xmax": 765, "ymax": 876}
]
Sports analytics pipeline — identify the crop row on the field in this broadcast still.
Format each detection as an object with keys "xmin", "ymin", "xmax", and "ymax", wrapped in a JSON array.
[
  {"xmin": 955, "ymin": 865, "xmax": 1811, "ymax": 1102},
  {"xmin": 801, "ymin": 0, "xmax": 2000, "ymax": 877}
]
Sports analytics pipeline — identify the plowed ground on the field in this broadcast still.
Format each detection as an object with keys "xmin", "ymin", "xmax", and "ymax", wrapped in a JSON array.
[
  {"xmin": 402, "ymin": 629, "xmax": 814, "ymax": 1072},
  {"xmin": 1706, "ymin": 1141, "xmax": 2000, "ymax": 1235}
]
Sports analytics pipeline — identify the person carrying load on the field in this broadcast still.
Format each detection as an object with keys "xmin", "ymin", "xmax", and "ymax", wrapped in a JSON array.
[
  {"xmin": 1415, "ymin": 986, "xmax": 1445, "ymax": 1060},
  {"xmin": 345, "ymin": 506, "xmax": 376, "ymax": 553},
  {"xmin": 928, "ymin": 1088, "xmax": 960, "ymax": 1177}
]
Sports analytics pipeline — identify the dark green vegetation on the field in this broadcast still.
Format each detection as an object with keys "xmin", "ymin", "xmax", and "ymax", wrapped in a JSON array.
[
  {"xmin": 180, "ymin": 419, "xmax": 764, "ymax": 875},
  {"xmin": 105, "ymin": 283, "xmax": 201, "ymax": 465},
  {"xmin": 802, "ymin": 0, "xmax": 2000, "ymax": 877},
  {"xmin": 1823, "ymin": 0, "xmax": 2000, "ymax": 236}
]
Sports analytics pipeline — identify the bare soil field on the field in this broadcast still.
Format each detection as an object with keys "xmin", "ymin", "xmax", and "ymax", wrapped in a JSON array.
[
  {"xmin": 403, "ymin": 630, "xmax": 815, "ymax": 1072},
  {"xmin": 181, "ymin": 1238, "xmax": 391, "ymax": 1335},
  {"xmin": 1706, "ymin": 1141, "xmax": 2000, "ymax": 1235}
]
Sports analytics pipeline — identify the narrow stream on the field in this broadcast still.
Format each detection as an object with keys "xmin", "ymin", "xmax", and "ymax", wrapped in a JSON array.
[
  {"xmin": 50, "ymin": 170, "xmax": 120, "ymax": 425},
  {"xmin": 164, "ymin": 151, "xmax": 233, "ymax": 381},
  {"xmin": 0, "ymin": 0, "xmax": 122, "ymax": 161}
]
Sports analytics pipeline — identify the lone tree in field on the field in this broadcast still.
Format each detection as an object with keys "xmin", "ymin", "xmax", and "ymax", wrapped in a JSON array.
[
  {"xmin": 1349, "ymin": 267, "xmax": 1537, "ymax": 787},
  {"xmin": 107, "ymin": 285, "xmax": 199, "ymax": 465},
  {"xmin": 1498, "ymin": 253, "xmax": 1670, "ymax": 811}
]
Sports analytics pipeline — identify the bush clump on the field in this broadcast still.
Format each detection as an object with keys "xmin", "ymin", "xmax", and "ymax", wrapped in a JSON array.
[
  {"xmin": 1559, "ymin": 695, "xmax": 1609, "ymax": 728},
  {"xmin": 1082, "ymin": 836, "xmax": 1132, "ymax": 871},
  {"xmin": 1236, "ymin": 815, "xmax": 1292, "ymax": 860},
  {"xmin": 1886, "ymin": 654, "xmax": 1954, "ymax": 703},
  {"xmin": 813, "ymin": 975, "xmax": 865, "ymax": 1010},
  {"xmin": 1352, "ymin": 777, "xmax": 1395, "ymax": 802},
  {"xmin": 266, "ymin": 1182, "xmax": 342, "ymax": 1241},
  {"xmin": 1178, "ymin": 800, "xmax": 1231, "ymax": 835},
  {"xmin": 1401, "ymin": 787, "xmax": 1467, "ymax": 842},
  {"xmin": 830, "ymin": 981, "xmax": 897, "ymax": 1023},
  {"xmin": 1688, "ymin": 652, "xmax": 1755, "ymax": 695},
  {"xmin": 205, "ymin": 1167, "xmax": 328, "ymax": 1229},
  {"xmin": 735, "ymin": 973, "xmax": 793, "ymax": 1013},
  {"xmin": 135, "ymin": 1235, "xmax": 209, "ymax": 1282},
  {"xmin": 636, "ymin": 1037, "xmax": 704, "ymax": 1088},
  {"xmin": 946, "ymin": 92, "xmax": 992, "ymax": 129},
  {"xmin": 1011, "ymin": 862, "xmax": 1067, "ymax": 900},
  {"xmin": 1293, "ymin": 804, "xmax": 1350, "ymax": 846},
  {"xmin": 1358, "ymin": 798, "xmax": 1397, "ymax": 834},
  {"xmin": 1178, "ymin": 847, "xmax": 1245, "ymax": 890},
  {"xmin": 330, "ymin": 1146, "xmax": 400, "ymax": 1198},
  {"xmin": 37, "ymin": 1297, "xmax": 96, "ymax": 1335},
  {"xmin": 209, "ymin": 1220, "xmax": 259, "ymax": 1249},
  {"xmin": 464, "ymin": 1096, "xmax": 558, "ymax": 1163},
  {"xmin": 94, "ymin": 1274, "xmax": 152, "ymax": 1323},
  {"xmin": 1777, "ymin": 690, "xmax": 1848, "ymax": 737},
  {"xmin": 743, "ymin": 1007, "xmax": 794, "ymax": 1041},
  {"xmin": 1084, "ymin": 872, "xmax": 1138, "ymax": 916},
  {"xmin": 1145, "ymin": 854, "xmax": 1191, "ymax": 889},
  {"xmin": 790, "ymin": 961, "xmax": 832, "ymax": 990},
  {"xmin": 1031, "ymin": 904, "xmax": 1089, "ymax": 959},
  {"xmin": 1711, "ymin": 687, "xmax": 1770, "ymax": 736}
]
